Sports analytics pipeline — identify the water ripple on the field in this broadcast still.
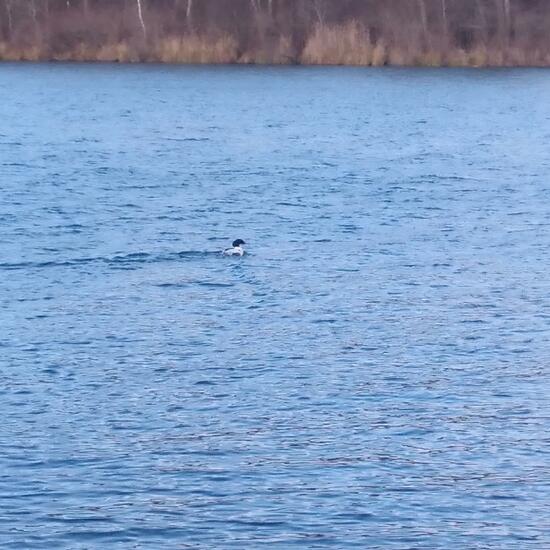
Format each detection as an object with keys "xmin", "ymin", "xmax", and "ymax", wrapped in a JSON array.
[{"xmin": 0, "ymin": 64, "xmax": 549, "ymax": 549}]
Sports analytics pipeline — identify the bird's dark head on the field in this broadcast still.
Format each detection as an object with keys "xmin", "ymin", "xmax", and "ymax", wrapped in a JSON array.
[{"xmin": 232, "ymin": 239, "xmax": 246, "ymax": 247}]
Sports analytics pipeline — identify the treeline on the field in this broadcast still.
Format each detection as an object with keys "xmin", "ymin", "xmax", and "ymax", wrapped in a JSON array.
[{"xmin": 1, "ymin": 0, "xmax": 550, "ymax": 66}]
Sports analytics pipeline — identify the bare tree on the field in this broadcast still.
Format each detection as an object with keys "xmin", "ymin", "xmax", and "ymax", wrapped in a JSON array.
[
  {"xmin": 441, "ymin": 0, "xmax": 448, "ymax": 37},
  {"xmin": 503, "ymin": 0, "xmax": 512, "ymax": 40},
  {"xmin": 503, "ymin": 0, "xmax": 511, "ymax": 20},
  {"xmin": 494, "ymin": 0, "xmax": 512, "ymax": 43},
  {"xmin": 418, "ymin": 0, "xmax": 428, "ymax": 37},
  {"xmin": 29, "ymin": 0, "xmax": 39, "ymax": 34},
  {"xmin": 136, "ymin": 0, "xmax": 147, "ymax": 38},
  {"xmin": 186, "ymin": 0, "xmax": 193, "ymax": 26},
  {"xmin": 313, "ymin": 0, "xmax": 326, "ymax": 25},
  {"xmin": 5, "ymin": 0, "xmax": 13, "ymax": 37},
  {"xmin": 477, "ymin": 0, "xmax": 488, "ymax": 30}
]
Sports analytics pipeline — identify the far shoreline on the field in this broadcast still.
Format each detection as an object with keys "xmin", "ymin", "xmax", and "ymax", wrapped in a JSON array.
[
  {"xmin": 3, "ymin": 3, "xmax": 550, "ymax": 71},
  {"xmin": 1, "ymin": 57, "xmax": 549, "ymax": 70}
]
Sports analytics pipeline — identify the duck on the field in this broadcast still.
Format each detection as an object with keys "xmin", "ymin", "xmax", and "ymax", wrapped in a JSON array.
[{"xmin": 223, "ymin": 239, "xmax": 246, "ymax": 256}]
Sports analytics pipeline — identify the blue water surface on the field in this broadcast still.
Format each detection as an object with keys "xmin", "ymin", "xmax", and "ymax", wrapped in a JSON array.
[{"xmin": 1, "ymin": 63, "xmax": 549, "ymax": 548}]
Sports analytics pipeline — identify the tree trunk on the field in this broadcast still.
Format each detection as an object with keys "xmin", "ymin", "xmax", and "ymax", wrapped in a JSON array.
[
  {"xmin": 503, "ymin": 0, "xmax": 511, "ymax": 20},
  {"xmin": 29, "ymin": 0, "xmax": 40, "ymax": 41},
  {"xmin": 418, "ymin": 0, "xmax": 428, "ymax": 37},
  {"xmin": 5, "ymin": 0, "xmax": 12, "ymax": 38},
  {"xmin": 503, "ymin": 0, "xmax": 512, "ymax": 41},
  {"xmin": 136, "ymin": 0, "xmax": 147, "ymax": 38},
  {"xmin": 186, "ymin": 0, "xmax": 193, "ymax": 26},
  {"xmin": 477, "ymin": 0, "xmax": 487, "ymax": 31},
  {"xmin": 441, "ymin": 0, "xmax": 448, "ymax": 37},
  {"xmin": 494, "ymin": 0, "xmax": 510, "ymax": 43}
]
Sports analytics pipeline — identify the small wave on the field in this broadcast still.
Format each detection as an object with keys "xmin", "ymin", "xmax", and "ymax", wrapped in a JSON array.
[
  {"xmin": 73, "ymin": 137, "xmax": 100, "ymax": 144},
  {"xmin": 0, "ymin": 250, "xmax": 219, "ymax": 271},
  {"xmin": 110, "ymin": 252, "xmax": 151, "ymax": 263},
  {"xmin": 163, "ymin": 137, "xmax": 210, "ymax": 142},
  {"xmin": 0, "ymin": 258, "xmax": 98, "ymax": 270},
  {"xmin": 177, "ymin": 250, "xmax": 215, "ymax": 258},
  {"xmin": 155, "ymin": 282, "xmax": 188, "ymax": 289},
  {"xmin": 277, "ymin": 201, "xmax": 306, "ymax": 207},
  {"xmin": 3, "ymin": 162, "xmax": 31, "ymax": 168},
  {"xmin": 197, "ymin": 281, "xmax": 234, "ymax": 288}
]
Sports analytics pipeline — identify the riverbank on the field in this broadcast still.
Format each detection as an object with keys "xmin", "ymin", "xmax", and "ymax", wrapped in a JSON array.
[
  {"xmin": 1, "ymin": 24, "xmax": 549, "ymax": 68},
  {"xmin": 2, "ymin": 1, "xmax": 550, "ymax": 68}
]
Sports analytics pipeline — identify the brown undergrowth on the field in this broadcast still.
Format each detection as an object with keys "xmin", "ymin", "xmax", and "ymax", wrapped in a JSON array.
[{"xmin": 1, "ymin": 1, "xmax": 550, "ymax": 67}]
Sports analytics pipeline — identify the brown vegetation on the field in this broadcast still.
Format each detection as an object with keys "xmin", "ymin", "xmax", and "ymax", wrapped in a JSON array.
[{"xmin": 1, "ymin": 1, "xmax": 550, "ymax": 66}]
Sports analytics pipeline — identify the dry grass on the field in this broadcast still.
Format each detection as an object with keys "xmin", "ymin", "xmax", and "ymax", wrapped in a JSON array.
[
  {"xmin": 2, "ymin": 21, "xmax": 550, "ymax": 67},
  {"xmin": 443, "ymin": 44, "xmax": 546, "ymax": 67},
  {"xmin": 2, "ymin": 40, "xmax": 548, "ymax": 67},
  {"xmin": 95, "ymin": 43, "xmax": 140, "ymax": 63},
  {"xmin": 154, "ymin": 35, "xmax": 239, "ymax": 64},
  {"xmin": 298, "ymin": 22, "xmax": 550, "ymax": 68},
  {"xmin": 238, "ymin": 36, "xmax": 295, "ymax": 65},
  {"xmin": 0, "ymin": 42, "xmax": 42, "ymax": 61},
  {"xmin": 301, "ymin": 22, "xmax": 378, "ymax": 66}
]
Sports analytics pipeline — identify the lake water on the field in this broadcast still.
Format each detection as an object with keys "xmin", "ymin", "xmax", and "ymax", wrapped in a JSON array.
[{"xmin": 1, "ymin": 63, "xmax": 549, "ymax": 548}]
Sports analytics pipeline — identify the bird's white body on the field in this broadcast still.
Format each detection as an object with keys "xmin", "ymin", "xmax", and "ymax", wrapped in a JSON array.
[{"xmin": 223, "ymin": 245, "xmax": 244, "ymax": 257}]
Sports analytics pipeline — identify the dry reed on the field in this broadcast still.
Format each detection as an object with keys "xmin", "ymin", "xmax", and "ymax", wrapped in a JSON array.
[
  {"xmin": 154, "ymin": 35, "xmax": 239, "ymax": 64},
  {"xmin": 301, "ymin": 22, "xmax": 377, "ymax": 66}
]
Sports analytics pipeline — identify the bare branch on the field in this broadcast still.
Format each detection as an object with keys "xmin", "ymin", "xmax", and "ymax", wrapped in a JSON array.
[{"xmin": 313, "ymin": 0, "xmax": 325, "ymax": 25}]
